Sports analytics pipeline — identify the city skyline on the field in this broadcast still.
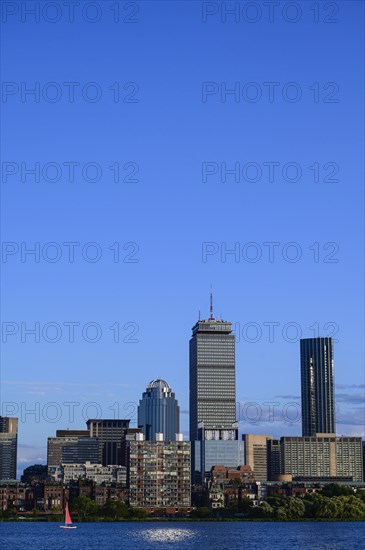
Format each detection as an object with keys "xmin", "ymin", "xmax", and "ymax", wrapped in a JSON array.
[{"xmin": 1, "ymin": 297, "xmax": 363, "ymax": 478}]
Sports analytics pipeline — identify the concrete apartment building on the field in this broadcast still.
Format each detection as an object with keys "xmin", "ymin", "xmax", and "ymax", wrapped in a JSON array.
[
  {"xmin": 243, "ymin": 434, "xmax": 363, "ymax": 482},
  {"xmin": 128, "ymin": 433, "xmax": 191, "ymax": 509},
  {"xmin": 281, "ymin": 435, "xmax": 363, "ymax": 482}
]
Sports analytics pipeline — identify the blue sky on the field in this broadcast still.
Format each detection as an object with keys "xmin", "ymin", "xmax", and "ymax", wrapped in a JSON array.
[{"xmin": 1, "ymin": 1, "xmax": 364, "ymax": 475}]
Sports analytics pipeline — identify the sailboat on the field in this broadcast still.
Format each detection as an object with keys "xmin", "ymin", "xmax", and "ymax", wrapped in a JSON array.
[{"xmin": 59, "ymin": 502, "xmax": 77, "ymax": 529}]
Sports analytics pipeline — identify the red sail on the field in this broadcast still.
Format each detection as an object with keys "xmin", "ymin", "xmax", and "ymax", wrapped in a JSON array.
[{"xmin": 65, "ymin": 503, "xmax": 72, "ymax": 525}]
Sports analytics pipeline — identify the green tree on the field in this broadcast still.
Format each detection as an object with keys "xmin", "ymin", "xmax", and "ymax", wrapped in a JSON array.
[
  {"xmin": 283, "ymin": 497, "xmax": 305, "ymax": 519},
  {"xmin": 302, "ymin": 498, "xmax": 316, "ymax": 518},
  {"xmin": 129, "ymin": 508, "xmax": 148, "ymax": 519},
  {"xmin": 102, "ymin": 500, "xmax": 129, "ymax": 519},
  {"xmin": 316, "ymin": 496, "xmax": 342, "ymax": 519},
  {"xmin": 340, "ymin": 496, "xmax": 365, "ymax": 520},
  {"xmin": 274, "ymin": 506, "xmax": 287, "ymax": 521},
  {"xmin": 0, "ymin": 509, "xmax": 16, "ymax": 520},
  {"xmin": 354, "ymin": 489, "xmax": 365, "ymax": 504},
  {"xmin": 266, "ymin": 495, "xmax": 284, "ymax": 509},
  {"xmin": 320, "ymin": 483, "xmax": 354, "ymax": 498},
  {"xmin": 237, "ymin": 497, "xmax": 254, "ymax": 514},
  {"xmin": 191, "ymin": 506, "xmax": 212, "ymax": 519},
  {"xmin": 70, "ymin": 496, "xmax": 99, "ymax": 520},
  {"xmin": 251, "ymin": 501, "xmax": 273, "ymax": 518}
]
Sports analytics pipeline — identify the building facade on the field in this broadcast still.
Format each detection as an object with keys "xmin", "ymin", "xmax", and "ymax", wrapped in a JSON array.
[
  {"xmin": 0, "ymin": 417, "xmax": 18, "ymax": 480},
  {"xmin": 189, "ymin": 297, "xmax": 242, "ymax": 484},
  {"xmin": 138, "ymin": 378, "xmax": 180, "ymax": 441},
  {"xmin": 189, "ymin": 297, "xmax": 236, "ymax": 441},
  {"xmin": 281, "ymin": 435, "xmax": 363, "ymax": 482},
  {"xmin": 128, "ymin": 434, "xmax": 191, "ymax": 509},
  {"xmin": 50, "ymin": 462, "xmax": 127, "ymax": 485},
  {"xmin": 267, "ymin": 438, "xmax": 282, "ymax": 481},
  {"xmin": 192, "ymin": 438, "xmax": 244, "ymax": 484},
  {"xmin": 56, "ymin": 430, "xmax": 89, "ymax": 437},
  {"xmin": 47, "ymin": 436, "xmax": 99, "ymax": 468},
  {"xmin": 0, "ymin": 481, "xmax": 34, "ymax": 511},
  {"xmin": 242, "ymin": 434, "xmax": 272, "ymax": 481},
  {"xmin": 300, "ymin": 337, "xmax": 335, "ymax": 436},
  {"xmin": 87, "ymin": 419, "xmax": 130, "ymax": 466}
]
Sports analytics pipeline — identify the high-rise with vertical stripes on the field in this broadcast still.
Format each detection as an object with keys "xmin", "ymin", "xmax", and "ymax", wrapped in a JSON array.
[
  {"xmin": 189, "ymin": 292, "xmax": 237, "ymax": 441},
  {"xmin": 300, "ymin": 337, "xmax": 335, "ymax": 436},
  {"xmin": 189, "ymin": 293, "xmax": 242, "ymax": 483}
]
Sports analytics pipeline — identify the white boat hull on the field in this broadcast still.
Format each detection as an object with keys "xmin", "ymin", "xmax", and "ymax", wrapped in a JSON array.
[{"xmin": 59, "ymin": 525, "xmax": 77, "ymax": 529}]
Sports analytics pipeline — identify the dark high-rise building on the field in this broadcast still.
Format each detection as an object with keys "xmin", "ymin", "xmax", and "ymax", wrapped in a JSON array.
[
  {"xmin": 267, "ymin": 438, "xmax": 282, "ymax": 481},
  {"xmin": 47, "ymin": 435, "xmax": 99, "ymax": 467},
  {"xmin": 300, "ymin": 337, "xmax": 335, "ymax": 436},
  {"xmin": 138, "ymin": 378, "xmax": 180, "ymax": 441},
  {"xmin": 87, "ymin": 419, "xmax": 130, "ymax": 466},
  {"xmin": 0, "ymin": 417, "xmax": 18, "ymax": 480},
  {"xmin": 189, "ymin": 293, "xmax": 236, "ymax": 441}
]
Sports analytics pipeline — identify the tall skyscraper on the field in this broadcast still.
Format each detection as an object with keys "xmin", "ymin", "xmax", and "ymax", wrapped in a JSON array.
[
  {"xmin": 0, "ymin": 417, "xmax": 18, "ymax": 480},
  {"xmin": 87, "ymin": 419, "xmax": 130, "ymax": 465},
  {"xmin": 190, "ymin": 293, "xmax": 242, "ymax": 484},
  {"xmin": 138, "ymin": 378, "xmax": 180, "ymax": 441},
  {"xmin": 300, "ymin": 337, "xmax": 335, "ymax": 436},
  {"xmin": 189, "ymin": 292, "xmax": 237, "ymax": 441}
]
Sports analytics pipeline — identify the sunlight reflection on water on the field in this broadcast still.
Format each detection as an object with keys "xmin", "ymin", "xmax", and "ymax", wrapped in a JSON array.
[{"xmin": 137, "ymin": 527, "xmax": 197, "ymax": 543}]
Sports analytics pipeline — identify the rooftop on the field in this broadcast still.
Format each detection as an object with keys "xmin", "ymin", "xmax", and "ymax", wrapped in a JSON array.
[{"xmin": 147, "ymin": 378, "xmax": 171, "ymax": 391}]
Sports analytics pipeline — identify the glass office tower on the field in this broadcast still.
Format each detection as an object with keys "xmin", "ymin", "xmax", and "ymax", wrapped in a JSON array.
[
  {"xmin": 300, "ymin": 337, "xmax": 335, "ymax": 436},
  {"xmin": 138, "ymin": 379, "xmax": 180, "ymax": 441}
]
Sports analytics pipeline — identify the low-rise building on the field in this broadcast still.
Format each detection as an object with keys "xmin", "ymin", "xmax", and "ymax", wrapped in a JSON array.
[
  {"xmin": 208, "ymin": 465, "xmax": 257, "ymax": 508},
  {"xmin": 44, "ymin": 481, "xmax": 64, "ymax": 511},
  {"xmin": 210, "ymin": 465, "xmax": 255, "ymax": 484},
  {"xmin": 0, "ymin": 482, "xmax": 34, "ymax": 512},
  {"xmin": 49, "ymin": 462, "xmax": 127, "ymax": 485},
  {"xmin": 209, "ymin": 484, "xmax": 224, "ymax": 509}
]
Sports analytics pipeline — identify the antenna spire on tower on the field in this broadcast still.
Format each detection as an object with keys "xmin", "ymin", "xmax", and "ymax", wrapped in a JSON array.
[{"xmin": 209, "ymin": 284, "xmax": 214, "ymax": 320}]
